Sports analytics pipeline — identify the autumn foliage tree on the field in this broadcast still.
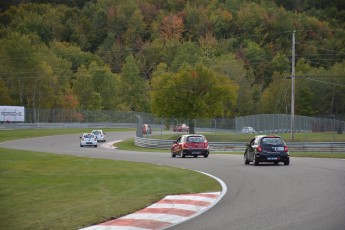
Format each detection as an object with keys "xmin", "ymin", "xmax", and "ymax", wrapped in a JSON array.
[
  {"xmin": 159, "ymin": 14, "xmax": 185, "ymax": 41},
  {"xmin": 151, "ymin": 64, "xmax": 238, "ymax": 133},
  {"xmin": 60, "ymin": 89, "xmax": 83, "ymax": 122}
]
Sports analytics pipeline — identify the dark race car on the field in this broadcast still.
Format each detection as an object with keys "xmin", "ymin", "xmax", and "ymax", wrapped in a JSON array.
[{"xmin": 244, "ymin": 135, "xmax": 290, "ymax": 166}]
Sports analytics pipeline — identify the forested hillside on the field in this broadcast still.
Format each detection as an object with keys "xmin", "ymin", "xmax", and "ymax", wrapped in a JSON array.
[{"xmin": 0, "ymin": 0, "xmax": 344, "ymax": 119}]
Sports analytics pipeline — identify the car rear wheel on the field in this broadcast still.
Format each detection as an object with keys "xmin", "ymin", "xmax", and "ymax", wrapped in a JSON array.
[
  {"xmin": 182, "ymin": 151, "xmax": 186, "ymax": 158},
  {"xmin": 171, "ymin": 150, "xmax": 176, "ymax": 158},
  {"xmin": 253, "ymin": 154, "xmax": 259, "ymax": 166},
  {"xmin": 203, "ymin": 153, "xmax": 209, "ymax": 158},
  {"xmin": 284, "ymin": 158, "xmax": 290, "ymax": 165},
  {"xmin": 244, "ymin": 152, "xmax": 250, "ymax": 165}
]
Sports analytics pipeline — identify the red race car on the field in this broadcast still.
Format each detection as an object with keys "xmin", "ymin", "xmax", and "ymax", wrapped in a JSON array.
[
  {"xmin": 173, "ymin": 123, "xmax": 189, "ymax": 132},
  {"xmin": 142, "ymin": 124, "xmax": 152, "ymax": 134},
  {"xmin": 171, "ymin": 134, "xmax": 209, "ymax": 158}
]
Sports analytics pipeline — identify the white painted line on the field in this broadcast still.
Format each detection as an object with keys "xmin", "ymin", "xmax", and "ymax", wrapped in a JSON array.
[
  {"xmin": 164, "ymin": 194, "xmax": 220, "ymax": 202},
  {"xmin": 81, "ymin": 225, "xmax": 148, "ymax": 230},
  {"xmin": 148, "ymin": 203, "xmax": 206, "ymax": 212},
  {"xmin": 121, "ymin": 213, "xmax": 187, "ymax": 223}
]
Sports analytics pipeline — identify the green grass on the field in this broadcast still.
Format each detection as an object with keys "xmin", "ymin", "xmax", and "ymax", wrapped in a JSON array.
[
  {"xmin": 0, "ymin": 129, "xmax": 221, "ymax": 229},
  {"xmin": 210, "ymin": 151, "xmax": 345, "ymax": 159}
]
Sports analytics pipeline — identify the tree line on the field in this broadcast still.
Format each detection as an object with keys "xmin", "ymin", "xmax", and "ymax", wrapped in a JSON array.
[{"xmin": 0, "ymin": 0, "xmax": 344, "ymax": 120}]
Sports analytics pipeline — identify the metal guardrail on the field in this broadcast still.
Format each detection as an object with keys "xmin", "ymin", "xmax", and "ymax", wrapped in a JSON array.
[
  {"xmin": 134, "ymin": 137, "xmax": 249, "ymax": 151},
  {"xmin": 134, "ymin": 137, "xmax": 345, "ymax": 153},
  {"xmin": 134, "ymin": 137, "xmax": 172, "ymax": 149},
  {"xmin": 287, "ymin": 142, "xmax": 345, "ymax": 153},
  {"xmin": 209, "ymin": 142, "xmax": 246, "ymax": 152}
]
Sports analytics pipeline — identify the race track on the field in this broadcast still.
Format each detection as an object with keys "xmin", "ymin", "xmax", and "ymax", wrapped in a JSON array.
[{"xmin": 1, "ymin": 131, "xmax": 345, "ymax": 230}]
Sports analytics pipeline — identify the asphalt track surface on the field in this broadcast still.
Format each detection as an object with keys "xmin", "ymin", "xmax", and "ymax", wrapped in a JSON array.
[{"xmin": 1, "ymin": 131, "xmax": 345, "ymax": 230}]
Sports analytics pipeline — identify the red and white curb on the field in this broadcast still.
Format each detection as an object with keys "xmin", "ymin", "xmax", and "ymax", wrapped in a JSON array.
[{"xmin": 80, "ymin": 191, "xmax": 222, "ymax": 230}]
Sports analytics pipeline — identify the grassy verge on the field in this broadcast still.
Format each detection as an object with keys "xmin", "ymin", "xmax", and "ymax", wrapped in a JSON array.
[
  {"xmin": 150, "ymin": 131, "xmax": 345, "ymax": 142},
  {"xmin": 210, "ymin": 151, "xmax": 345, "ymax": 159},
  {"xmin": 0, "ymin": 129, "xmax": 221, "ymax": 229}
]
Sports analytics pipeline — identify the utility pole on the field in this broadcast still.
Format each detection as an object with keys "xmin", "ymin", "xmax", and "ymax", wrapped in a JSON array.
[{"xmin": 291, "ymin": 31, "xmax": 295, "ymax": 141}]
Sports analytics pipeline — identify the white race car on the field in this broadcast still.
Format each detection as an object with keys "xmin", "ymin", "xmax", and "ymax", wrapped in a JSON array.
[
  {"xmin": 91, "ymin": 130, "xmax": 106, "ymax": 142},
  {"xmin": 80, "ymin": 133, "xmax": 97, "ymax": 147}
]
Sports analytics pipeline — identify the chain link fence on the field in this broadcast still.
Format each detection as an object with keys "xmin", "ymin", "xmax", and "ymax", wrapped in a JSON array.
[
  {"xmin": 235, "ymin": 114, "xmax": 344, "ymax": 134},
  {"xmin": 4, "ymin": 109, "xmax": 344, "ymax": 137},
  {"xmin": 23, "ymin": 109, "xmax": 140, "ymax": 123}
]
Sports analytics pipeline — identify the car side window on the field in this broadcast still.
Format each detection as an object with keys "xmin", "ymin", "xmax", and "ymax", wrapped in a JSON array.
[
  {"xmin": 176, "ymin": 137, "xmax": 182, "ymax": 143},
  {"xmin": 254, "ymin": 138, "xmax": 260, "ymax": 146}
]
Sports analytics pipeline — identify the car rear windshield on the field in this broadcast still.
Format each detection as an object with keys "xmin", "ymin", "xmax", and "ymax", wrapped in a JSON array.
[
  {"xmin": 187, "ymin": 136, "xmax": 204, "ymax": 142},
  {"xmin": 84, "ymin": 134, "xmax": 94, "ymax": 138},
  {"xmin": 261, "ymin": 137, "xmax": 284, "ymax": 145}
]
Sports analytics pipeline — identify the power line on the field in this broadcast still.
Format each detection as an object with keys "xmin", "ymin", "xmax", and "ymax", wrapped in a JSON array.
[
  {"xmin": 297, "ymin": 42, "xmax": 345, "ymax": 55},
  {"xmin": 286, "ymin": 76, "xmax": 345, "ymax": 81},
  {"xmin": 302, "ymin": 77, "xmax": 345, "ymax": 87}
]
